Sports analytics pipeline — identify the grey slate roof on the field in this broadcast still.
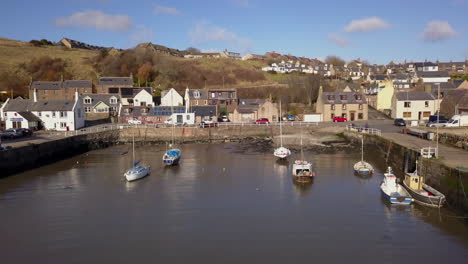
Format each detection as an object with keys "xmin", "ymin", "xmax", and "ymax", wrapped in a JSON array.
[
  {"xmin": 82, "ymin": 94, "xmax": 120, "ymax": 107},
  {"xmin": 63, "ymin": 80, "xmax": 92, "ymax": 88},
  {"xmin": 237, "ymin": 99, "xmax": 266, "ymax": 113},
  {"xmin": 321, "ymin": 92, "xmax": 366, "ymax": 104},
  {"xmin": 4, "ymin": 98, "xmax": 76, "ymax": 111},
  {"xmin": 188, "ymin": 89, "xmax": 208, "ymax": 100},
  {"xmin": 190, "ymin": 106, "xmax": 217, "ymax": 116},
  {"xmin": 395, "ymin": 91, "xmax": 435, "ymax": 101},
  {"xmin": 417, "ymin": 71, "xmax": 449, "ymax": 78},
  {"xmin": 415, "ymin": 62, "xmax": 437, "ymax": 67},
  {"xmin": 98, "ymin": 77, "xmax": 133, "ymax": 86},
  {"xmin": 17, "ymin": 111, "xmax": 41, "ymax": 122},
  {"xmin": 31, "ymin": 81, "xmax": 62, "ymax": 90}
]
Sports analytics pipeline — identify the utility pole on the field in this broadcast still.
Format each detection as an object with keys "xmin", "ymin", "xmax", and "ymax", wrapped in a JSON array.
[{"xmin": 436, "ymin": 83, "xmax": 440, "ymax": 158}]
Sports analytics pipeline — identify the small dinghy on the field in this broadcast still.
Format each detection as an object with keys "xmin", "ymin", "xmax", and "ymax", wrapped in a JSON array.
[
  {"xmin": 403, "ymin": 161, "xmax": 445, "ymax": 208},
  {"xmin": 380, "ymin": 167, "xmax": 413, "ymax": 205},
  {"xmin": 353, "ymin": 136, "xmax": 374, "ymax": 175}
]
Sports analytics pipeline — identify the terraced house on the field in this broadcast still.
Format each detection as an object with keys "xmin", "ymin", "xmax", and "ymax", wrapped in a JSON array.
[
  {"xmin": 28, "ymin": 80, "xmax": 92, "ymax": 100},
  {"xmin": 186, "ymin": 88, "xmax": 238, "ymax": 115},
  {"xmin": 316, "ymin": 87, "xmax": 368, "ymax": 122}
]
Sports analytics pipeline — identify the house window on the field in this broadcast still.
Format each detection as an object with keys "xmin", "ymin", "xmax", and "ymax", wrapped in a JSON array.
[
  {"xmin": 340, "ymin": 95, "xmax": 347, "ymax": 101},
  {"xmin": 331, "ymin": 104, "xmax": 335, "ymax": 110},
  {"xmin": 60, "ymin": 122, "xmax": 67, "ymax": 128},
  {"xmin": 195, "ymin": 100, "xmax": 199, "ymax": 105},
  {"xmin": 60, "ymin": 111, "xmax": 67, "ymax": 118},
  {"xmin": 359, "ymin": 104, "xmax": 363, "ymax": 110},
  {"xmin": 342, "ymin": 104, "xmax": 347, "ymax": 110},
  {"xmin": 355, "ymin": 95, "xmax": 362, "ymax": 100},
  {"xmin": 187, "ymin": 115, "xmax": 191, "ymax": 120},
  {"xmin": 331, "ymin": 113, "xmax": 335, "ymax": 119},
  {"xmin": 403, "ymin": 112, "xmax": 412, "ymax": 118},
  {"xmin": 404, "ymin": 102, "xmax": 411, "ymax": 108},
  {"xmin": 194, "ymin": 91, "xmax": 200, "ymax": 98},
  {"xmin": 38, "ymin": 112, "xmax": 42, "ymax": 117},
  {"xmin": 423, "ymin": 111, "xmax": 431, "ymax": 117},
  {"xmin": 358, "ymin": 113, "xmax": 363, "ymax": 119},
  {"xmin": 85, "ymin": 107, "xmax": 91, "ymax": 113},
  {"xmin": 327, "ymin": 95, "xmax": 335, "ymax": 100},
  {"xmin": 211, "ymin": 92, "xmax": 215, "ymax": 98},
  {"xmin": 110, "ymin": 97, "xmax": 118, "ymax": 104},
  {"xmin": 425, "ymin": 101, "xmax": 429, "ymax": 107},
  {"xmin": 52, "ymin": 112, "xmax": 56, "ymax": 117},
  {"xmin": 204, "ymin": 100, "xmax": 208, "ymax": 105},
  {"xmin": 110, "ymin": 107, "xmax": 116, "ymax": 112},
  {"xmin": 84, "ymin": 97, "xmax": 92, "ymax": 104}
]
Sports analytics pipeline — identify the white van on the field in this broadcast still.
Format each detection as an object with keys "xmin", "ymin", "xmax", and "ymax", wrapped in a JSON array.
[
  {"xmin": 445, "ymin": 115, "xmax": 468, "ymax": 127},
  {"xmin": 164, "ymin": 113, "xmax": 195, "ymax": 125}
]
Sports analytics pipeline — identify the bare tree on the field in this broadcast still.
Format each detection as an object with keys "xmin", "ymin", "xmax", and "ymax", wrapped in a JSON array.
[{"xmin": 325, "ymin": 56, "xmax": 345, "ymax": 66}]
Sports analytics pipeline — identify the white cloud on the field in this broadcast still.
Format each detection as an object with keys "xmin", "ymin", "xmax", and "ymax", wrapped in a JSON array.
[
  {"xmin": 153, "ymin": 5, "xmax": 180, "ymax": 15},
  {"xmin": 344, "ymin": 17, "xmax": 390, "ymax": 33},
  {"xmin": 189, "ymin": 21, "xmax": 253, "ymax": 52},
  {"xmin": 55, "ymin": 10, "xmax": 132, "ymax": 32},
  {"xmin": 328, "ymin": 33, "xmax": 350, "ymax": 47},
  {"xmin": 131, "ymin": 25, "xmax": 155, "ymax": 44},
  {"xmin": 421, "ymin": 21, "xmax": 458, "ymax": 42}
]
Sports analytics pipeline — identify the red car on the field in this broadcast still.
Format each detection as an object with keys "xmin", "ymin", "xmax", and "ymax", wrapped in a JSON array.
[
  {"xmin": 333, "ymin": 116, "xmax": 347, "ymax": 122},
  {"xmin": 255, "ymin": 118, "xmax": 270, "ymax": 124}
]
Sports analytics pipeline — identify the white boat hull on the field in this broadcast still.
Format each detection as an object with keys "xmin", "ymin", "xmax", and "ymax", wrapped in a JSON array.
[
  {"xmin": 353, "ymin": 161, "xmax": 374, "ymax": 175},
  {"xmin": 125, "ymin": 166, "xmax": 150, "ymax": 182},
  {"xmin": 274, "ymin": 147, "xmax": 291, "ymax": 159}
]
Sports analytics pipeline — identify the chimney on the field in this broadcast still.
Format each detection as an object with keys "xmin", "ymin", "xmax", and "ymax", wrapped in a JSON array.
[
  {"xmin": 33, "ymin": 88, "xmax": 38, "ymax": 102},
  {"xmin": 74, "ymin": 88, "xmax": 79, "ymax": 102}
]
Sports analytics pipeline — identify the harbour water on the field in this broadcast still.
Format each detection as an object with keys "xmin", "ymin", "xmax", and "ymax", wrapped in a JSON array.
[{"xmin": 1, "ymin": 143, "xmax": 468, "ymax": 263}]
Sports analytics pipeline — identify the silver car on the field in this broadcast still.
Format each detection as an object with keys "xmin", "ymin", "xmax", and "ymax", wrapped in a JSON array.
[{"xmin": 426, "ymin": 120, "xmax": 448, "ymax": 127}]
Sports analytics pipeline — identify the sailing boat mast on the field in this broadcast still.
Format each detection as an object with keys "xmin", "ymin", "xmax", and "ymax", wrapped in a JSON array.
[
  {"xmin": 300, "ymin": 122, "xmax": 304, "ymax": 161},
  {"xmin": 361, "ymin": 136, "xmax": 364, "ymax": 162},
  {"xmin": 279, "ymin": 100, "xmax": 283, "ymax": 147},
  {"xmin": 132, "ymin": 132, "xmax": 135, "ymax": 166}
]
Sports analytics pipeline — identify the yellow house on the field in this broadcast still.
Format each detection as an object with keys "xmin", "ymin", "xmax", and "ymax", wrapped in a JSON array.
[{"xmin": 376, "ymin": 79, "xmax": 395, "ymax": 111}]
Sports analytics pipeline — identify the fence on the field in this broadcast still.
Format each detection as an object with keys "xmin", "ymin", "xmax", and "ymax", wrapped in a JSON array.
[
  {"xmin": 421, "ymin": 147, "xmax": 438, "ymax": 159},
  {"xmin": 346, "ymin": 124, "xmax": 382, "ymax": 136}
]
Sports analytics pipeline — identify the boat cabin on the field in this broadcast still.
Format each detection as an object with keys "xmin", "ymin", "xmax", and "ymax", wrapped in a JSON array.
[{"xmin": 404, "ymin": 173, "xmax": 424, "ymax": 191}]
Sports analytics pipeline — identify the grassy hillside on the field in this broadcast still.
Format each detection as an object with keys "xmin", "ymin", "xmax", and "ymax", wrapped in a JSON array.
[{"xmin": 0, "ymin": 38, "xmax": 98, "ymax": 80}]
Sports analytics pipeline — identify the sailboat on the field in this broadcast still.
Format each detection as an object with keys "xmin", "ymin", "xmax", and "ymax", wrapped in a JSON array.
[
  {"xmin": 292, "ymin": 124, "xmax": 314, "ymax": 182},
  {"xmin": 274, "ymin": 101, "xmax": 291, "ymax": 159},
  {"xmin": 125, "ymin": 133, "xmax": 150, "ymax": 181},
  {"xmin": 380, "ymin": 167, "xmax": 413, "ymax": 205},
  {"xmin": 163, "ymin": 92, "xmax": 181, "ymax": 166},
  {"xmin": 402, "ymin": 161, "xmax": 445, "ymax": 208},
  {"xmin": 353, "ymin": 136, "xmax": 374, "ymax": 175}
]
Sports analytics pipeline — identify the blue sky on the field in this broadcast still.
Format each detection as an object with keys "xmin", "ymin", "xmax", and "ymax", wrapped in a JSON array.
[{"xmin": 1, "ymin": 0, "xmax": 467, "ymax": 64}]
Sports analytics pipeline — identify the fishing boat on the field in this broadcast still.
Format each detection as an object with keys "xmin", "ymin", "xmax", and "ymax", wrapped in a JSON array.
[
  {"xmin": 274, "ymin": 101, "xmax": 291, "ymax": 159},
  {"xmin": 292, "ymin": 124, "xmax": 314, "ymax": 183},
  {"xmin": 402, "ymin": 161, "xmax": 445, "ymax": 208},
  {"xmin": 163, "ymin": 147, "xmax": 181, "ymax": 166},
  {"xmin": 124, "ymin": 133, "xmax": 150, "ymax": 182},
  {"xmin": 380, "ymin": 167, "xmax": 413, "ymax": 205},
  {"xmin": 353, "ymin": 136, "xmax": 374, "ymax": 175}
]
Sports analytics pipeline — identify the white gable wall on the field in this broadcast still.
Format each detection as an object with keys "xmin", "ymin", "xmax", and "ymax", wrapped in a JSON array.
[
  {"xmin": 133, "ymin": 90, "xmax": 153, "ymax": 107},
  {"xmin": 161, "ymin": 88, "xmax": 183, "ymax": 106}
]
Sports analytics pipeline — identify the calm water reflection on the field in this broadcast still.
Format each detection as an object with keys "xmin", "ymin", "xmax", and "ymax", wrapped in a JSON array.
[{"xmin": 0, "ymin": 143, "xmax": 467, "ymax": 264}]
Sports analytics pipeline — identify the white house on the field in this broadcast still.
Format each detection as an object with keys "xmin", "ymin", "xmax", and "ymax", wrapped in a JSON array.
[
  {"xmin": 161, "ymin": 88, "xmax": 183, "ymax": 106},
  {"xmin": 415, "ymin": 62, "xmax": 438, "ymax": 72},
  {"xmin": 416, "ymin": 71, "xmax": 450, "ymax": 84},
  {"xmin": 391, "ymin": 91, "xmax": 436, "ymax": 121},
  {"xmin": 120, "ymin": 88, "xmax": 153, "ymax": 107},
  {"xmin": 1, "ymin": 90, "xmax": 85, "ymax": 131}
]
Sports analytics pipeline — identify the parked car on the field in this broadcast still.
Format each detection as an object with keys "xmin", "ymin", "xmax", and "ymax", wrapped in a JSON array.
[
  {"xmin": 333, "ymin": 116, "xmax": 347, "ymax": 122},
  {"xmin": 200, "ymin": 119, "xmax": 217, "ymax": 128},
  {"xmin": 428, "ymin": 115, "xmax": 447, "ymax": 123},
  {"xmin": 221, "ymin": 115, "xmax": 229, "ymax": 122},
  {"xmin": 1, "ymin": 129, "xmax": 23, "ymax": 139},
  {"xmin": 18, "ymin": 128, "xmax": 33, "ymax": 137},
  {"xmin": 287, "ymin": 114, "xmax": 295, "ymax": 121},
  {"xmin": 426, "ymin": 120, "xmax": 448, "ymax": 127},
  {"xmin": 128, "ymin": 119, "xmax": 142, "ymax": 125},
  {"xmin": 394, "ymin": 118, "xmax": 406, "ymax": 126},
  {"xmin": 255, "ymin": 118, "xmax": 270, "ymax": 124}
]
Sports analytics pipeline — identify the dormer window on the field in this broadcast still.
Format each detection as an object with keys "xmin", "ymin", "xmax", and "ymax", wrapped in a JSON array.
[
  {"xmin": 340, "ymin": 95, "xmax": 347, "ymax": 101},
  {"xmin": 110, "ymin": 96, "xmax": 118, "ymax": 104},
  {"xmin": 194, "ymin": 90, "xmax": 201, "ymax": 99},
  {"xmin": 327, "ymin": 95, "xmax": 335, "ymax": 101},
  {"xmin": 84, "ymin": 97, "xmax": 92, "ymax": 104},
  {"xmin": 355, "ymin": 95, "xmax": 362, "ymax": 100}
]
